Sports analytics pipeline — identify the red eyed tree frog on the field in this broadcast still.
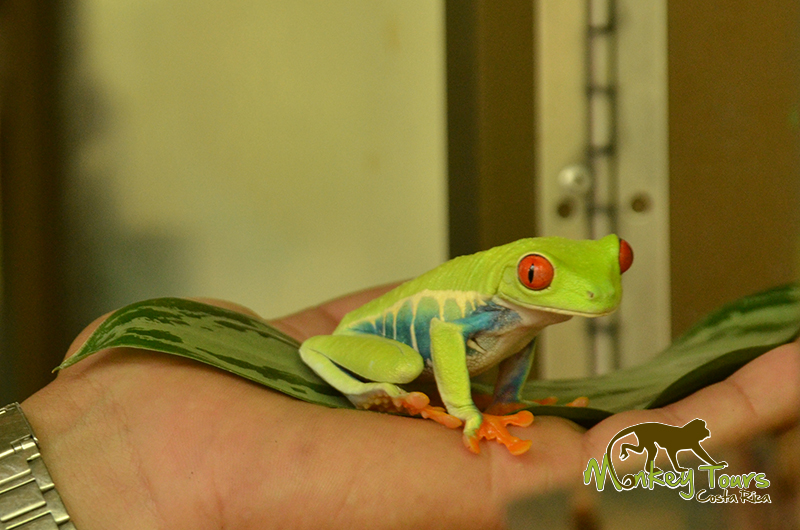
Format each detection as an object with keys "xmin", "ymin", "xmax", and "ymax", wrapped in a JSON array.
[{"xmin": 300, "ymin": 235, "xmax": 633, "ymax": 455}]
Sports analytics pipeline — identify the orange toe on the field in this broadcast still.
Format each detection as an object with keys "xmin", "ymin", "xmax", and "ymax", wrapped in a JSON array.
[
  {"xmin": 504, "ymin": 410, "xmax": 534, "ymax": 427},
  {"xmin": 566, "ymin": 396, "xmax": 589, "ymax": 407},
  {"xmin": 464, "ymin": 434, "xmax": 482, "ymax": 454},
  {"xmin": 469, "ymin": 411, "xmax": 534, "ymax": 456},
  {"xmin": 506, "ymin": 439, "xmax": 533, "ymax": 456},
  {"xmin": 393, "ymin": 391, "xmax": 430, "ymax": 412}
]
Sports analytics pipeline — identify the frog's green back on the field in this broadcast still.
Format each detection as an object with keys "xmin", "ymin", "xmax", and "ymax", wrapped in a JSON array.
[{"xmin": 337, "ymin": 243, "xmax": 512, "ymax": 330}]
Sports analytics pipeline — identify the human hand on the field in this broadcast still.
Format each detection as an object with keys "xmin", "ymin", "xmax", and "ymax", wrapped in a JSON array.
[{"xmin": 21, "ymin": 287, "xmax": 800, "ymax": 529}]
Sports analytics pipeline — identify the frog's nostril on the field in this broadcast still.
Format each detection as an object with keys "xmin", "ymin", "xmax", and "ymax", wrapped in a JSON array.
[{"xmin": 587, "ymin": 291, "xmax": 595, "ymax": 299}]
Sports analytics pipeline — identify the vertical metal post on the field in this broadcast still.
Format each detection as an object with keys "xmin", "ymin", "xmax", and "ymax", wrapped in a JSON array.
[{"xmin": 585, "ymin": 0, "xmax": 620, "ymax": 373}]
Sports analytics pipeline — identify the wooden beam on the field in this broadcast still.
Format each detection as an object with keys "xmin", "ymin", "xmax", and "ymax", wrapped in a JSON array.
[
  {"xmin": 446, "ymin": 0, "xmax": 536, "ymax": 257},
  {"xmin": 0, "ymin": 2, "xmax": 69, "ymax": 402}
]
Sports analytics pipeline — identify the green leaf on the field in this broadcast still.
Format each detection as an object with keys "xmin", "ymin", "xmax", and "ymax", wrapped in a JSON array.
[
  {"xmin": 58, "ymin": 285, "xmax": 800, "ymax": 429},
  {"xmin": 57, "ymin": 298, "xmax": 350, "ymax": 408}
]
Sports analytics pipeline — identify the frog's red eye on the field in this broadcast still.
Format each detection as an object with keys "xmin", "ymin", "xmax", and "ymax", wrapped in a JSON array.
[
  {"xmin": 517, "ymin": 254, "xmax": 554, "ymax": 290},
  {"xmin": 619, "ymin": 238, "xmax": 633, "ymax": 274}
]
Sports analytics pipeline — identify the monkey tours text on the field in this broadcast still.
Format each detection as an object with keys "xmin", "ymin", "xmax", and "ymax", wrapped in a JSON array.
[{"xmin": 582, "ymin": 419, "xmax": 771, "ymax": 503}]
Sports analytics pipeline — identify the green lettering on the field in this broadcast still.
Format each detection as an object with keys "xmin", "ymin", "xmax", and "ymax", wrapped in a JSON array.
[
  {"xmin": 583, "ymin": 455, "xmax": 622, "ymax": 491},
  {"xmin": 648, "ymin": 461, "xmax": 665, "ymax": 489},
  {"xmin": 742, "ymin": 472, "xmax": 756, "ymax": 488},
  {"xmin": 663, "ymin": 470, "xmax": 680, "ymax": 488},
  {"xmin": 633, "ymin": 470, "xmax": 648, "ymax": 488},
  {"xmin": 754, "ymin": 473, "xmax": 770, "ymax": 488},
  {"xmin": 727, "ymin": 474, "xmax": 743, "ymax": 489},
  {"xmin": 699, "ymin": 464, "xmax": 726, "ymax": 488},
  {"xmin": 718, "ymin": 474, "xmax": 730, "ymax": 488},
  {"xmin": 679, "ymin": 468, "xmax": 694, "ymax": 500}
]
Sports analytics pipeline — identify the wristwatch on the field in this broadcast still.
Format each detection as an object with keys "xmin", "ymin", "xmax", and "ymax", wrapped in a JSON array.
[{"xmin": 0, "ymin": 403, "xmax": 76, "ymax": 529}]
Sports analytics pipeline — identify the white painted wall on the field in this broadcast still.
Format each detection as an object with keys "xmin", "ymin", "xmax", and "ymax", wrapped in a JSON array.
[{"xmin": 62, "ymin": 1, "xmax": 446, "ymax": 322}]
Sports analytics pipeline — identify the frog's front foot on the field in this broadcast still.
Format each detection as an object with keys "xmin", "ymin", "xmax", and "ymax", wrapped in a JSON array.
[{"xmin": 464, "ymin": 411, "xmax": 534, "ymax": 456}]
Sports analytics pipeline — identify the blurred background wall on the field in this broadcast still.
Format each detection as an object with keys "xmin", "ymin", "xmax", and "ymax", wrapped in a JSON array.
[{"xmin": 60, "ymin": 1, "xmax": 447, "ymax": 321}]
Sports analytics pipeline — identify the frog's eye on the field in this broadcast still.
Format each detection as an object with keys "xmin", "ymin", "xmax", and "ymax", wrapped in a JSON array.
[
  {"xmin": 517, "ymin": 254, "xmax": 554, "ymax": 290},
  {"xmin": 619, "ymin": 239, "xmax": 633, "ymax": 274}
]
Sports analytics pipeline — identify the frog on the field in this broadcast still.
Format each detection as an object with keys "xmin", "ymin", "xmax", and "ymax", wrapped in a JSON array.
[{"xmin": 299, "ymin": 234, "xmax": 633, "ymax": 455}]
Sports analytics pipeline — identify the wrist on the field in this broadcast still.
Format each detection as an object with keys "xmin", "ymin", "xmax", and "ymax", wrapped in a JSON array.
[
  {"xmin": 0, "ymin": 403, "xmax": 76, "ymax": 528},
  {"xmin": 20, "ymin": 374, "xmax": 162, "ymax": 530}
]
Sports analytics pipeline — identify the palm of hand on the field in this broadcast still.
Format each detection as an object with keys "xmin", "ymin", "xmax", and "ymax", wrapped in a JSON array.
[{"xmin": 21, "ymin": 287, "xmax": 800, "ymax": 530}]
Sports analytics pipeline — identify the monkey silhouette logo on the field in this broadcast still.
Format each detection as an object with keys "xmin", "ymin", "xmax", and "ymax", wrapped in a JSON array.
[{"xmin": 605, "ymin": 418, "xmax": 726, "ymax": 489}]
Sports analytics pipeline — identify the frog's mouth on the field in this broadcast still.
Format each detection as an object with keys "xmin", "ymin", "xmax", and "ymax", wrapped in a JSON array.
[
  {"xmin": 499, "ymin": 298, "xmax": 618, "ymax": 318},
  {"xmin": 531, "ymin": 304, "xmax": 617, "ymax": 318}
]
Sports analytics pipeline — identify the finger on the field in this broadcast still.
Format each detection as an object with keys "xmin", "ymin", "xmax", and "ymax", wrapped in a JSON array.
[
  {"xmin": 583, "ymin": 341, "xmax": 800, "ymax": 461},
  {"xmin": 663, "ymin": 340, "xmax": 800, "ymax": 447}
]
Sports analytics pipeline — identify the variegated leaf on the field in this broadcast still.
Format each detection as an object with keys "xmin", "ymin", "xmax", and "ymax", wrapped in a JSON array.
[{"xmin": 57, "ymin": 298, "xmax": 350, "ymax": 408}]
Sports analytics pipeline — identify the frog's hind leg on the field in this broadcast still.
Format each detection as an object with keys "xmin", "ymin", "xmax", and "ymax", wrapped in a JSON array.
[{"xmin": 299, "ymin": 334, "xmax": 462, "ymax": 428}]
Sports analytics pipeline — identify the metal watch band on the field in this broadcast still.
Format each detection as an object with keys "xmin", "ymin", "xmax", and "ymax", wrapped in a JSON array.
[{"xmin": 0, "ymin": 404, "xmax": 76, "ymax": 530}]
